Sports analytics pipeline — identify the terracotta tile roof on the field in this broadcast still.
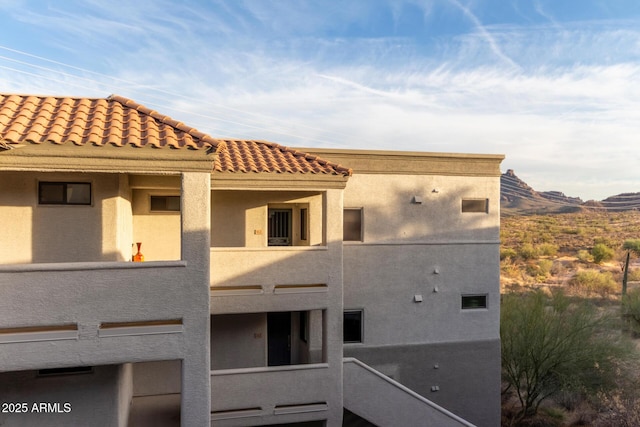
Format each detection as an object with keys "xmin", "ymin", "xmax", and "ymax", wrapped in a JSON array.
[
  {"xmin": 214, "ymin": 139, "xmax": 352, "ymax": 176},
  {"xmin": 0, "ymin": 93, "xmax": 351, "ymax": 176},
  {"xmin": 0, "ymin": 94, "xmax": 223, "ymax": 151}
]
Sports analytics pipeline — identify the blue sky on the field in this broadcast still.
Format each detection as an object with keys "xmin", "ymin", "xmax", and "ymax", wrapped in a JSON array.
[{"xmin": 1, "ymin": 1, "xmax": 640, "ymax": 200}]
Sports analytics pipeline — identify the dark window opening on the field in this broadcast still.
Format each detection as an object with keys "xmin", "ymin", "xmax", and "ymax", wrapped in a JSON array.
[
  {"xmin": 462, "ymin": 199, "xmax": 488, "ymax": 213},
  {"xmin": 38, "ymin": 366, "xmax": 93, "ymax": 377},
  {"xmin": 38, "ymin": 182, "xmax": 91, "ymax": 205},
  {"xmin": 462, "ymin": 295, "xmax": 488, "ymax": 309},
  {"xmin": 343, "ymin": 209, "xmax": 363, "ymax": 241},
  {"xmin": 343, "ymin": 310, "xmax": 363, "ymax": 343},
  {"xmin": 268, "ymin": 312, "xmax": 291, "ymax": 366},
  {"xmin": 268, "ymin": 209, "xmax": 292, "ymax": 246},
  {"xmin": 150, "ymin": 195, "xmax": 180, "ymax": 212}
]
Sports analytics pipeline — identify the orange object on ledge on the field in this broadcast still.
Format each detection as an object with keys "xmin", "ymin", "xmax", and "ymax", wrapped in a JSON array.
[{"xmin": 133, "ymin": 242, "xmax": 144, "ymax": 262}]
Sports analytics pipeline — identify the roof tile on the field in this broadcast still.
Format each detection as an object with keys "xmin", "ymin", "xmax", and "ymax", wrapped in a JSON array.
[
  {"xmin": 0, "ymin": 94, "xmax": 223, "ymax": 151},
  {"xmin": 214, "ymin": 139, "xmax": 351, "ymax": 176},
  {"xmin": 0, "ymin": 93, "xmax": 351, "ymax": 177}
]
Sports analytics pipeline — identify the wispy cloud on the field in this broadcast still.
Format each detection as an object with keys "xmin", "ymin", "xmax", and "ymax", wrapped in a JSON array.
[
  {"xmin": 1, "ymin": 1, "xmax": 640, "ymax": 199},
  {"xmin": 447, "ymin": 0, "xmax": 521, "ymax": 70}
]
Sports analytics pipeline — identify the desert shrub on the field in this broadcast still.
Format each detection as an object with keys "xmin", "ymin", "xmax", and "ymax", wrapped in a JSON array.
[
  {"xmin": 622, "ymin": 288, "xmax": 640, "ymax": 334},
  {"xmin": 623, "ymin": 239, "xmax": 640, "ymax": 255},
  {"xmin": 550, "ymin": 261, "xmax": 565, "ymax": 277},
  {"xmin": 591, "ymin": 243, "xmax": 615, "ymax": 264},
  {"xmin": 501, "ymin": 248, "xmax": 517, "ymax": 260},
  {"xmin": 563, "ymin": 227, "xmax": 579, "ymax": 235},
  {"xmin": 570, "ymin": 270, "xmax": 617, "ymax": 298},
  {"xmin": 538, "ymin": 243, "xmax": 559, "ymax": 257},
  {"xmin": 501, "ymin": 258, "xmax": 522, "ymax": 279},
  {"xmin": 519, "ymin": 243, "xmax": 538, "ymax": 260},
  {"xmin": 538, "ymin": 259, "xmax": 553, "ymax": 278},
  {"xmin": 576, "ymin": 250, "xmax": 593, "ymax": 263},
  {"xmin": 501, "ymin": 290, "xmax": 633, "ymax": 422},
  {"xmin": 626, "ymin": 268, "xmax": 640, "ymax": 282}
]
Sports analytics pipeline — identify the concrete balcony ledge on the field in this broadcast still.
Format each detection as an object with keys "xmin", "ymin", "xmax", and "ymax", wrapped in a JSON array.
[
  {"xmin": 211, "ymin": 363, "xmax": 328, "ymax": 376},
  {"xmin": 0, "ymin": 260, "xmax": 187, "ymax": 273},
  {"xmin": 211, "ymin": 363, "xmax": 332, "ymax": 424},
  {"xmin": 211, "ymin": 246, "xmax": 328, "ymax": 252}
]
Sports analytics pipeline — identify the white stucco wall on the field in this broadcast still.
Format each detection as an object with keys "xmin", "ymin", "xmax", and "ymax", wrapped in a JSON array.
[
  {"xmin": 0, "ymin": 364, "xmax": 131, "ymax": 427},
  {"xmin": 132, "ymin": 360, "xmax": 181, "ymax": 396}
]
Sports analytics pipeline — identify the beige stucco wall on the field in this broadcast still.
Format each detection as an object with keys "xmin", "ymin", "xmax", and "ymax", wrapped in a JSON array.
[
  {"xmin": 211, "ymin": 190, "xmax": 323, "ymax": 247},
  {"xmin": 341, "ymin": 172, "xmax": 500, "ymax": 345},
  {"xmin": 209, "ymin": 188, "xmax": 344, "ymax": 427},
  {"xmin": 343, "ymin": 173, "xmax": 500, "ymax": 243},
  {"xmin": 335, "ymin": 160, "xmax": 502, "ymax": 427},
  {"xmin": 0, "ymin": 172, "xmax": 132, "ymax": 264},
  {"xmin": 0, "ymin": 172, "xmax": 212, "ymax": 427},
  {"xmin": 211, "ymin": 313, "xmax": 267, "ymax": 370},
  {"xmin": 132, "ymin": 189, "xmax": 181, "ymax": 261}
]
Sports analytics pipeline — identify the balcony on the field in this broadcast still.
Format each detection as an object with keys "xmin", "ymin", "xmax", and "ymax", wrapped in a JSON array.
[
  {"xmin": 210, "ymin": 364, "xmax": 331, "ymax": 425},
  {"xmin": 0, "ymin": 261, "xmax": 193, "ymax": 371}
]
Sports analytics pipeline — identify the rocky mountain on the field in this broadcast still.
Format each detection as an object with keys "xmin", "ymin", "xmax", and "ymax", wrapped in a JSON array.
[
  {"xmin": 501, "ymin": 169, "xmax": 583, "ymax": 214},
  {"xmin": 499, "ymin": 170, "xmax": 640, "ymax": 215}
]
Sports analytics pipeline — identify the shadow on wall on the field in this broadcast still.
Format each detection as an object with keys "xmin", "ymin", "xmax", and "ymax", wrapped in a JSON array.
[{"xmin": 350, "ymin": 182, "xmax": 500, "ymax": 244}]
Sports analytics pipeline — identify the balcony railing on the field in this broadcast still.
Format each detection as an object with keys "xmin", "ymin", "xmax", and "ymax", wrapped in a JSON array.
[
  {"xmin": 211, "ymin": 364, "xmax": 331, "ymax": 423},
  {"xmin": 210, "ymin": 246, "xmax": 335, "ymax": 289},
  {"xmin": 0, "ymin": 261, "xmax": 193, "ymax": 371}
]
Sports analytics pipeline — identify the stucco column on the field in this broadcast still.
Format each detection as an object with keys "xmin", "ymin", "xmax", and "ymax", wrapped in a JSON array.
[
  {"xmin": 325, "ymin": 188, "xmax": 344, "ymax": 427},
  {"xmin": 180, "ymin": 172, "xmax": 211, "ymax": 426}
]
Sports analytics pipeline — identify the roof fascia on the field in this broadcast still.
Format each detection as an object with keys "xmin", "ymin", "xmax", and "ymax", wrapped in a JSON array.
[
  {"xmin": 298, "ymin": 148, "xmax": 505, "ymax": 177},
  {"xmin": 212, "ymin": 171, "xmax": 348, "ymax": 190},
  {"xmin": 0, "ymin": 143, "xmax": 214, "ymax": 174}
]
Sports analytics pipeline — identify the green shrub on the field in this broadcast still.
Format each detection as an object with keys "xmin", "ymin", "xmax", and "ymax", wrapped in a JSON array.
[
  {"xmin": 577, "ymin": 250, "xmax": 593, "ymax": 263},
  {"xmin": 570, "ymin": 270, "xmax": 617, "ymax": 298},
  {"xmin": 538, "ymin": 243, "xmax": 559, "ymax": 257},
  {"xmin": 591, "ymin": 243, "xmax": 615, "ymax": 264},
  {"xmin": 533, "ymin": 259, "xmax": 554, "ymax": 279},
  {"xmin": 500, "ymin": 248, "xmax": 517, "ymax": 260},
  {"xmin": 518, "ymin": 243, "xmax": 538, "ymax": 260},
  {"xmin": 501, "ymin": 290, "xmax": 633, "ymax": 421}
]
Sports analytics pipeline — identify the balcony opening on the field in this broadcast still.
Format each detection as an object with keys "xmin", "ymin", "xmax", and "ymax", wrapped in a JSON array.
[
  {"xmin": 211, "ymin": 310, "xmax": 325, "ymax": 370},
  {"xmin": 268, "ymin": 209, "xmax": 292, "ymax": 246},
  {"xmin": 132, "ymin": 188, "xmax": 181, "ymax": 261},
  {"xmin": 210, "ymin": 190, "xmax": 323, "ymax": 247}
]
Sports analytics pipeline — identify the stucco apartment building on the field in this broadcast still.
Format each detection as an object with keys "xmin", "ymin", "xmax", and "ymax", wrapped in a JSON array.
[{"xmin": 0, "ymin": 94, "xmax": 503, "ymax": 427}]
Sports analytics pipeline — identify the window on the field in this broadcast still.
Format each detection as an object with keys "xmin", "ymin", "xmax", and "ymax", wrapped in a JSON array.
[
  {"xmin": 268, "ymin": 209, "xmax": 292, "ymax": 246},
  {"xmin": 38, "ymin": 182, "xmax": 91, "ymax": 205},
  {"xmin": 343, "ymin": 310, "xmax": 363, "ymax": 343},
  {"xmin": 462, "ymin": 294, "xmax": 488, "ymax": 309},
  {"xmin": 462, "ymin": 199, "xmax": 488, "ymax": 213},
  {"xmin": 150, "ymin": 195, "xmax": 180, "ymax": 212},
  {"xmin": 343, "ymin": 208, "xmax": 363, "ymax": 241}
]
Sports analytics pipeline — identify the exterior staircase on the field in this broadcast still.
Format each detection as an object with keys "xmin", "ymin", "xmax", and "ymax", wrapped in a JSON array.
[{"xmin": 343, "ymin": 358, "xmax": 475, "ymax": 427}]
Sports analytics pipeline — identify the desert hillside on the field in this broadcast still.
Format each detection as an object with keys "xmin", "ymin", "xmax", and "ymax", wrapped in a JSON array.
[{"xmin": 501, "ymin": 169, "xmax": 640, "ymax": 215}]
